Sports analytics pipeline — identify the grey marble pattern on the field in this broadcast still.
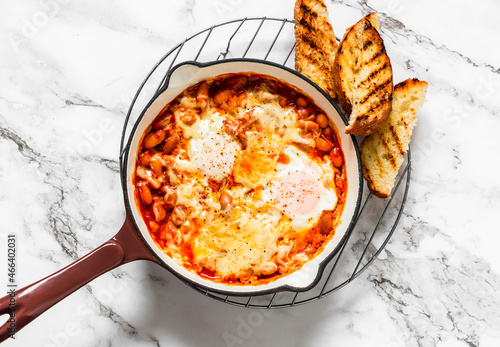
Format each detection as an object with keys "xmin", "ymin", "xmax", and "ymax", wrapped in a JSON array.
[{"xmin": 1, "ymin": 0, "xmax": 499, "ymax": 346}]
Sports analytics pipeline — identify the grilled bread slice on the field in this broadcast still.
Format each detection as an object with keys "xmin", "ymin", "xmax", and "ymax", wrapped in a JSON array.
[
  {"xmin": 294, "ymin": 0, "xmax": 338, "ymax": 99},
  {"xmin": 333, "ymin": 13, "xmax": 393, "ymax": 135},
  {"xmin": 360, "ymin": 78, "xmax": 428, "ymax": 198}
]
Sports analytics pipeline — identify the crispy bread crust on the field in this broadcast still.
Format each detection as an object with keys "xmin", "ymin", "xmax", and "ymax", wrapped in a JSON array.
[
  {"xmin": 360, "ymin": 160, "xmax": 387, "ymax": 198},
  {"xmin": 294, "ymin": 0, "xmax": 338, "ymax": 99}
]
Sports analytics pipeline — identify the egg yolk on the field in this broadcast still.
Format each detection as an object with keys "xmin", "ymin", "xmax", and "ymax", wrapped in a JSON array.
[{"xmin": 270, "ymin": 169, "xmax": 320, "ymax": 217}]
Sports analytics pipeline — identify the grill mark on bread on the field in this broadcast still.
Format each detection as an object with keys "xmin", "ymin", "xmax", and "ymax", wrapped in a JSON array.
[
  {"xmin": 354, "ymin": 85, "xmax": 392, "ymax": 120},
  {"xmin": 297, "ymin": 47, "xmax": 325, "ymax": 67},
  {"xmin": 359, "ymin": 50, "xmax": 384, "ymax": 67},
  {"xmin": 358, "ymin": 78, "xmax": 392, "ymax": 105},
  {"xmin": 357, "ymin": 62, "xmax": 388, "ymax": 88},
  {"xmin": 360, "ymin": 94, "xmax": 387, "ymax": 116},
  {"xmin": 389, "ymin": 124, "xmax": 404, "ymax": 156},
  {"xmin": 381, "ymin": 138, "xmax": 396, "ymax": 168},
  {"xmin": 375, "ymin": 150, "xmax": 386, "ymax": 174},
  {"xmin": 299, "ymin": 4, "xmax": 319, "ymax": 19},
  {"xmin": 299, "ymin": 31, "xmax": 319, "ymax": 49},
  {"xmin": 362, "ymin": 39, "xmax": 374, "ymax": 50},
  {"xmin": 369, "ymin": 49, "xmax": 384, "ymax": 63},
  {"xmin": 363, "ymin": 19, "xmax": 373, "ymax": 31},
  {"xmin": 298, "ymin": 16, "xmax": 317, "ymax": 31},
  {"xmin": 297, "ymin": 18, "xmax": 316, "ymax": 33}
]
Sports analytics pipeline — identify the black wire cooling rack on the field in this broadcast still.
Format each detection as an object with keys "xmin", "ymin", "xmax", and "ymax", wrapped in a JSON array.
[{"xmin": 119, "ymin": 18, "xmax": 411, "ymax": 309}]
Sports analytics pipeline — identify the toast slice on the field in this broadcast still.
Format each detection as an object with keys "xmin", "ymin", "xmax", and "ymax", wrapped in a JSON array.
[
  {"xmin": 360, "ymin": 78, "xmax": 428, "ymax": 198},
  {"xmin": 294, "ymin": 0, "xmax": 338, "ymax": 99},
  {"xmin": 332, "ymin": 13, "xmax": 393, "ymax": 135}
]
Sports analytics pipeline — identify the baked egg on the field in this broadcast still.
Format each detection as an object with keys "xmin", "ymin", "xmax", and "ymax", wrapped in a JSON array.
[{"xmin": 134, "ymin": 73, "xmax": 346, "ymax": 284}]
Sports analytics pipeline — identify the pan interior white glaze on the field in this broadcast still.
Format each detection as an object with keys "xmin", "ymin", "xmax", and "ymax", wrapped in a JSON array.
[{"xmin": 125, "ymin": 60, "xmax": 362, "ymax": 295}]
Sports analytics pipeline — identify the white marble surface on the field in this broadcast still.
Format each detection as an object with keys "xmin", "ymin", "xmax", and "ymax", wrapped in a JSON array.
[{"xmin": 1, "ymin": 0, "xmax": 500, "ymax": 346}]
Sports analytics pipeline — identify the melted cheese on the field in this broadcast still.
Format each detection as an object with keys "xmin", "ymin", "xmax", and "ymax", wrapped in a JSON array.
[
  {"xmin": 138, "ymin": 74, "xmax": 345, "ymax": 284},
  {"xmin": 192, "ymin": 205, "xmax": 284, "ymax": 278}
]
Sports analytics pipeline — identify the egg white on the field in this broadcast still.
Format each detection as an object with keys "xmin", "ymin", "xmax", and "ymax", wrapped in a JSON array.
[
  {"xmin": 187, "ymin": 113, "xmax": 241, "ymax": 181},
  {"xmin": 261, "ymin": 146, "xmax": 337, "ymax": 230}
]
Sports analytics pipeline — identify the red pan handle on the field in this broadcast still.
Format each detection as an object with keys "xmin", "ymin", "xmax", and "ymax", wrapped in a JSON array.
[{"xmin": 0, "ymin": 214, "xmax": 158, "ymax": 342}]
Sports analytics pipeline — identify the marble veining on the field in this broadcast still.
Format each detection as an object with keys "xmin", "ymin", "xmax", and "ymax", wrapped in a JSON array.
[{"xmin": 1, "ymin": 0, "xmax": 499, "ymax": 346}]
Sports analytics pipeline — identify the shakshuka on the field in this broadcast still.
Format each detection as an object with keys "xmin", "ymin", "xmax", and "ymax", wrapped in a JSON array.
[{"xmin": 134, "ymin": 73, "xmax": 346, "ymax": 285}]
